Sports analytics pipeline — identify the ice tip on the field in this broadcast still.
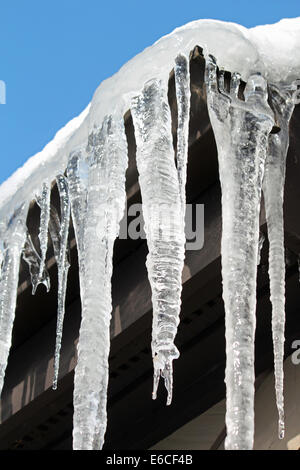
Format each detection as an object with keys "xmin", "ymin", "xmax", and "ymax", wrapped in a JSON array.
[{"xmin": 166, "ymin": 392, "xmax": 172, "ymax": 406}]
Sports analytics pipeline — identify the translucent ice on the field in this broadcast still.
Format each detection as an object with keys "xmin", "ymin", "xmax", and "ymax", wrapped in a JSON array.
[
  {"xmin": 36, "ymin": 182, "xmax": 51, "ymax": 289},
  {"xmin": 262, "ymin": 80, "xmax": 300, "ymax": 440},
  {"xmin": 72, "ymin": 115, "xmax": 127, "ymax": 450},
  {"xmin": 22, "ymin": 231, "xmax": 50, "ymax": 294},
  {"xmin": 131, "ymin": 76, "xmax": 186, "ymax": 405},
  {"xmin": 52, "ymin": 174, "xmax": 71, "ymax": 390},
  {"xmin": 205, "ymin": 54, "xmax": 274, "ymax": 449},
  {"xmin": 0, "ymin": 203, "xmax": 28, "ymax": 396}
]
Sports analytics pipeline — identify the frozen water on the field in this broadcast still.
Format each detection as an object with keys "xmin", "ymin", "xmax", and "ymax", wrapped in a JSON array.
[
  {"xmin": 72, "ymin": 115, "xmax": 127, "ymax": 450},
  {"xmin": 205, "ymin": 54, "xmax": 274, "ymax": 449},
  {"xmin": 262, "ymin": 80, "xmax": 300, "ymax": 440},
  {"xmin": 36, "ymin": 182, "xmax": 51, "ymax": 290},
  {"xmin": 131, "ymin": 77, "xmax": 186, "ymax": 405},
  {"xmin": 0, "ymin": 203, "xmax": 28, "ymax": 396},
  {"xmin": 22, "ymin": 231, "xmax": 50, "ymax": 294},
  {"xmin": 0, "ymin": 16, "xmax": 299, "ymax": 451},
  {"xmin": 52, "ymin": 174, "xmax": 71, "ymax": 390}
]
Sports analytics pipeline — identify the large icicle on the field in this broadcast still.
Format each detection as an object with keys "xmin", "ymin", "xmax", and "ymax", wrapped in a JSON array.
[
  {"xmin": 262, "ymin": 80, "xmax": 300, "ymax": 439},
  {"xmin": 52, "ymin": 174, "xmax": 71, "ymax": 390},
  {"xmin": 36, "ymin": 182, "xmax": 51, "ymax": 289},
  {"xmin": 205, "ymin": 55, "xmax": 274, "ymax": 449},
  {"xmin": 22, "ymin": 231, "xmax": 50, "ymax": 294},
  {"xmin": 0, "ymin": 203, "xmax": 28, "ymax": 396},
  {"xmin": 131, "ymin": 74, "xmax": 187, "ymax": 406},
  {"xmin": 72, "ymin": 115, "xmax": 127, "ymax": 450}
]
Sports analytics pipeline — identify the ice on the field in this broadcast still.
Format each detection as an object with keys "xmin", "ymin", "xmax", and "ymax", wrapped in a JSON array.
[
  {"xmin": 262, "ymin": 80, "xmax": 300, "ymax": 440},
  {"xmin": 0, "ymin": 203, "xmax": 28, "ymax": 396},
  {"xmin": 0, "ymin": 243, "xmax": 4, "ymax": 281},
  {"xmin": 52, "ymin": 174, "xmax": 71, "ymax": 390},
  {"xmin": 22, "ymin": 231, "xmax": 50, "ymax": 294},
  {"xmin": 36, "ymin": 182, "xmax": 51, "ymax": 290},
  {"xmin": 131, "ymin": 76, "xmax": 186, "ymax": 405},
  {"xmin": 257, "ymin": 232, "xmax": 265, "ymax": 265},
  {"xmin": 0, "ymin": 16, "xmax": 299, "ymax": 451},
  {"xmin": 72, "ymin": 115, "xmax": 127, "ymax": 450},
  {"xmin": 67, "ymin": 149, "xmax": 88, "ymax": 260},
  {"xmin": 205, "ymin": 54, "xmax": 274, "ymax": 449}
]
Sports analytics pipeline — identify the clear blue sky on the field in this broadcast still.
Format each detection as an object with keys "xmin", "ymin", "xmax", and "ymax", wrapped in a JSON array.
[{"xmin": 0, "ymin": 0, "xmax": 299, "ymax": 185}]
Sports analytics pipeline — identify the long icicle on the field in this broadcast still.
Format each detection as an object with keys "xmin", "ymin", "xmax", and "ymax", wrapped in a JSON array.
[
  {"xmin": 36, "ymin": 182, "xmax": 51, "ymax": 288},
  {"xmin": 205, "ymin": 54, "xmax": 274, "ymax": 449},
  {"xmin": 262, "ymin": 80, "xmax": 300, "ymax": 440},
  {"xmin": 0, "ymin": 203, "xmax": 28, "ymax": 396},
  {"xmin": 174, "ymin": 53, "xmax": 191, "ymax": 209},
  {"xmin": 52, "ymin": 174, "xmax": 71, "ymax": 390},
  {"xmin": 72, "ymin": 115, "xmax": 127, "ymax": 450},
  {"xmin": 22, "ymin": 231, "xmax": 50, "ymax": 294},
  {"xmin": 131, "ymin": 77, "xmax": 186, "ymax": 405}
]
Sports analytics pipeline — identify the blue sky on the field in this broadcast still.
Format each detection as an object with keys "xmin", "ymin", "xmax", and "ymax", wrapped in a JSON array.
[{"xmin": 0, "ymin": 0, "xmax": 299, "ymax": 185}]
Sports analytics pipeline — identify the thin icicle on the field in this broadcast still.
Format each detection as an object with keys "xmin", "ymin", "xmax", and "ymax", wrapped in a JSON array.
[
  {"xmin": 72, "ymin": 115, "xmax": 127, "ymax": 450},
  {"xmin": 0, "ymin": 203, "xmax": 28, "ymax": 396},
  {"xmin": 52, "ymin": 174, "xmax": 71, "ymax": 390},
  {"xmin": 262, "ymin": 80, "xmax": 299, "ymax": 440},
  {"xmin": 131, "ymin": 78, "xmax": 186, "ymax": 405},
  {"xmin": 36, "ymin": 182, "xmax": 51, "ymax": 287},
  {"xmin": 174, "ymin": 53, "xmax": 191, "ymax": 208},
  {"xmin": 22, "ymin": 231, "xmax": 50, "ymax": 294},
  {"xmin": 67, "ymin": 149, "xmax": 88, "ymax": 260},
  {"xmin": 205, "ymin": 54, "xmax": 274, "ymax": 449}
]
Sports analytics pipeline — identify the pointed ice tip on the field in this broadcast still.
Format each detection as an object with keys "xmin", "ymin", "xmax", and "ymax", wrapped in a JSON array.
[
  {"xmin": 152, "ymin": 391, "xmax": 157, "ymax": 400},
  {"xmin": 52, "ymin": 382, "xmax": 57, "ymax": 391}
]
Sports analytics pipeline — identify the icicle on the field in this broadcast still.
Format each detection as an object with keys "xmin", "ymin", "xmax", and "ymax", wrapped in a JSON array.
[
  {"xmin": 22, "ymin": 231, "xmax": 50, "ymax": 294},
  {"xmin": 0, "ymin": 203, "xmax": 28, "ymax": 396},
  {"xmin": 52, "ymin": 174, "xmax": 71, "ymax": 390},
  {"xmin": 262, "ymin": 80, "xmax": 299, "ymax": 440},
  {"xmin": 67, "ymin": 149, "xmax": 88, "ymax": 261},
  {"xmin": 131, "ymin": 76, "xmax": 186, "ymax": 406},
  {"xmin": 174, "ymin": 53, "xmax": 191, "ymax": 208},
  {"xmin": 72, "ymin": 115, "xmax": 127, "ymax": 450},
  {"xmin": 257, "ymin": 232, "xmax": 265, "ymax": 265},
  {"xmin": 36, "ymin": 182, "xmax": 51, "ymax": 288},
  {"xmin": 205, "ymin": 54, "xmax": 274, "ymax": 449}
]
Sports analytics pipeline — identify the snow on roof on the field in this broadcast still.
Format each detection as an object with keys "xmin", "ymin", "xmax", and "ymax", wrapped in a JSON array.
[{"xmin": 0, "ymin": 17, "xmax": 299, "ymax": 221}]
